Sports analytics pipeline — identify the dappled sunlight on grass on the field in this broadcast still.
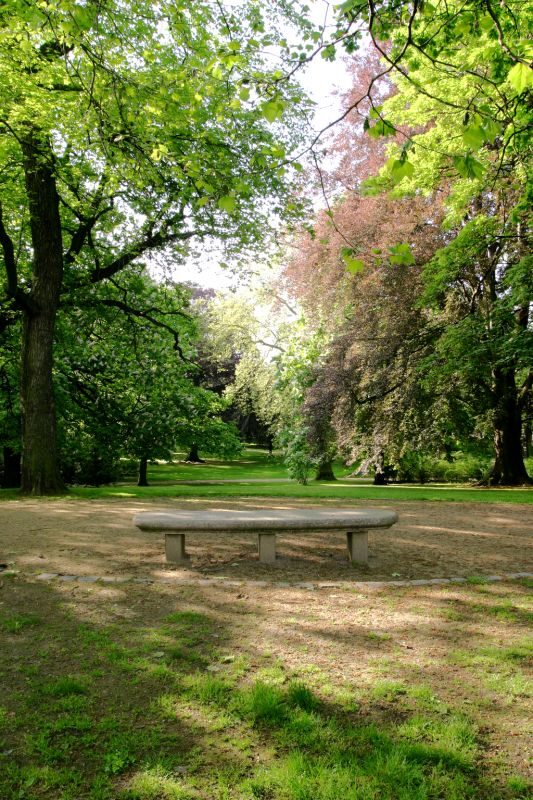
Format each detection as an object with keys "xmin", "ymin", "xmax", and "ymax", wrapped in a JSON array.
[{"xmin": 2, "ymin": 574, "xmax": 532, "ymax": 799}]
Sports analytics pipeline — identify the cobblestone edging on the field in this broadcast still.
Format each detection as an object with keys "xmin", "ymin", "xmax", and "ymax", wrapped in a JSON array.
[{"xmin": 20, "ymin": 570, "xmax": 533, "ymax": 590}]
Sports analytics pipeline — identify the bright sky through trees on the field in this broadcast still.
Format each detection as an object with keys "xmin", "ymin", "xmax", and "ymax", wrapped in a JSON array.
[{"xmin": 177, "ymin": 1, "xmax": 352, "ymax": 290}]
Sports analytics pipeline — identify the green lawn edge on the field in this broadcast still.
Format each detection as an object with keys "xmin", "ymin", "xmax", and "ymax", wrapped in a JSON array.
[{"xmin": 1, "ymin": 481, "xmax": 532, "ymax": 504}]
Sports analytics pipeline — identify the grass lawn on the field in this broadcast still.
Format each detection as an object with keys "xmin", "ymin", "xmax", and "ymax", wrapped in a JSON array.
[
  {"xmin": 1, "ymin": 449, "xmax": 531, "ymax": 798},
  {"xmin": 1, "ymin": 573, "xmax": 531, "ymax": 800},
  {"xmin": 2, "ymin": 449, "xmax": 531, "ymax": 504}
]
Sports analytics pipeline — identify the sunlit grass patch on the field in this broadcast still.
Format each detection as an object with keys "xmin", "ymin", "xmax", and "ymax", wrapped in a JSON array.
[
  {"xmin": 396, "ymin": 713, "xmax": 478, "ymax": 769},
  {"xmin": 449, "ymin": 643, "xmax": 532, "ymax": 702},
  {"xmin": 243, "ymin": 724, "xmax": 479, "ymax": 800},
  {"xmin": 406, "ymin": 684, "xmax": 448, "ymax": 712},
  {"xmin": 165, "ymin": 611, "xmax": 211, "ymax": 627},
  {"xmin": 478, "ymin": 640, "xmax": 533, "ymax": 663},
  {"xmin": 238, "ymin": 681, "xmax": 288, "ymax": 725},
  {"xmin": 1, "ymin": 613, "xmax": 42, "ymax": 633},
  {"xmin": 121, "ymin": 765, "xmax": 194, "ymax": 800},
  {"xmin": 506, "ymin": 774, "xmax": 532, "ymax": 798},
  {"xmin": 182, "ymin": 672, "xmax": 235, "ymax": 705},
  {"xmin": 255, "ymin": 661, "xmax": 286, "ymax": 686},
  {"xmin": 40, "ymin": 675, "xmax": 91, "ymax": 698},
  {"xmin": 371, "ymin": 680, "xmax": 407, "ymax": 702}
]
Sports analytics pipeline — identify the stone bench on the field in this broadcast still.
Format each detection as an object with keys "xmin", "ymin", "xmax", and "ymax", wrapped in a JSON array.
[{"xmin": 134, "ymin": 508, "xmax": 398, "ymax": 565}]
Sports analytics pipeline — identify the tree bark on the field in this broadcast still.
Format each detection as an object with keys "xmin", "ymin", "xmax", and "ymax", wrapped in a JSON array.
[
  {"xmin": 2, "ymin": 447, "xmax": 21, "ymax": 488},
  {"xmin": 137, "ymin": 455, "xmax": 149, "ymax": 486},
  {"xmin": 315, "ymin": 459, "xmax": 336, "ymax": 481},
  {"xmin": 488, "ymin": 367, "xmax": 531, "ymax": 485},
  {"xmin": 524, "ymin": 420, "xmax": 532, "ymax": 459},
  {"xmin": 373, "ymin": 451, "xmax": 388, "ymax": 485},
  {"xmin": 186, "ymin": 444, "xmax": 205, "ymax": 463},
  {"xmin": 20, "ymin": 131, "xmax": 64, "ymax": 494}
]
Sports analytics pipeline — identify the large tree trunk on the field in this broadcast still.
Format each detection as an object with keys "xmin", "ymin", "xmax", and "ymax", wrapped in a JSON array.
[
  {"xmin": 373, "ymin": 450, "xmax": 388, "ymax": 485},
  {"xmin": 137, "ymin": 455, "xmax": 149, "ymax": 487},
  {"xmin": 20, "ymin": 132, "xmax": 64, "ymax": 494},
  {"xmin": 185, "ymin": 444, "xmax": 205, "ymax": 463},
  {"xmin": 2, "ymin": 447, "xmax": 21, "ymax": 488},
  {"xmin": 488, "ymin": 367, "xmax": 531, "ymax": 485},
  {"xmin": 315, "ymin": 458, "xmax": 336, "ymax": 481}
]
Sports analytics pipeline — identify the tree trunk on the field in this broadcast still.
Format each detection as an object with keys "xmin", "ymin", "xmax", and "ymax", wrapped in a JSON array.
[
  {"xmin": 315, "ymin": 459, "xmax": 336, "ymax": 481},
  {"xmin": 137, "ymin": 455, "xmax": 149, "ymax": 486},
  {"xmin": 524, "ymin": 420, "xmax": 532, "ymax": 459},
  {"xmin": 20, "ymin": 131, "xmax": 64, "ymax": 494},
  {"xmin": 2, "ymin": 447, "xmax": 21, "ymax": 488},
  {"xmin": 186, "ymin": 444, "xmax": 205, "ymax": 463},
  {"xmin": 373, "ymin": 450, "xmax": 388, "ymax": 485},
  {"xmin": 488, "ymin": 368, "xmax": 531, "ymax": 485}
]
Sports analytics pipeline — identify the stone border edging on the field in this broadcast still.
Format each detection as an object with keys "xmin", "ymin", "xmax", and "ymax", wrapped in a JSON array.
[{"xmin": 21, "ymin": 570, "xmax": 533, "ymax": 590}]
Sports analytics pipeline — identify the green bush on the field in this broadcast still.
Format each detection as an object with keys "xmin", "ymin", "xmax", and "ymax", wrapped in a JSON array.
[{"xmin": 395, "ymin": 450, "xmax": 492, "ymax": 484}]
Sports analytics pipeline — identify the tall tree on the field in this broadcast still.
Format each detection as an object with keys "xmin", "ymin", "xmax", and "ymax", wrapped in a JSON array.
[
  {"xmin": 0, "ymin": 0, "xmax": 308, "ymax": 493},
  {"xmin": 283, "ymin": 191, "xmax": 446, "ymax": 477}
]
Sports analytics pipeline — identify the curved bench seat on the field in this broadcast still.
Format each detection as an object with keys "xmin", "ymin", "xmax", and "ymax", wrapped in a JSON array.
[{"xmin": 134, "ymin": 508, "xmax": 398, "ymax": 565}]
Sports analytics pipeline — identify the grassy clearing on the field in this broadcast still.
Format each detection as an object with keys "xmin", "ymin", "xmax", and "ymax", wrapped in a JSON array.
[
  {"xmin": 65, "ymin": 481, "xmax": 533, "ymax": 504},
  {"xmin": 1, "ymin": 577, "xmax": 531, "ymax": 800},
  {"xmin": 1, "ymin": 449, "xmax": 531, "ymax": 503}
]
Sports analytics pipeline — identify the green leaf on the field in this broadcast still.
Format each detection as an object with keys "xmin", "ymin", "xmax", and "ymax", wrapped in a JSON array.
[
  {"xmin": 366, "ymin": 119, "xmax": 395, "ymax": 138},
  {"xmin": 239, "ymin": 87, "xmax": 250, "ymax": 101},
  {"xmin": 321, "ymin": 44, "xmax": 336, "ymax": 61},
  {"xmin": 462, "ymin": 124, "xmax": 486, "ymax": 149},
  {"xmin": 387, "ymin": 157, "xmax": 414, "ymax": 184},
  {"xmin": 483, "ymin": 119, "xmax": 501, "ymax": 143},
  {"xmin": 261, "ymin": 99, "xmax": 285, "ymax": 123},
  {"xmin": 389, "ymin": 243, "xmax": 415, "ymax": 265},
  {"xmin": 218, "ymin": 195, "xmax": 236, "ymax": 213},
  {"xmin": 453, "ymin": 155, "xmax": 485, "ymax": 180},
  {"xmin": 341, "ymin": 247, "xmax": 364, "ymax": 274},
  {"xmin": 506, "ymin": 62, "xmax": 533, "ymax": 93},
  {"xmin": 150, "ymin": 143, "xmax": 168, "ymax": 162}
]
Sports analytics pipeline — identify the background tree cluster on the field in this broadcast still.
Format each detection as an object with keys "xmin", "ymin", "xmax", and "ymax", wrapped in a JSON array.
[
  {"xmin": 273, "ymin": 0, "xmax": 532, "ymax": 485},
  {"xmin": 219, "ymin": 1, "xmax": 531, "ymax": 485}
]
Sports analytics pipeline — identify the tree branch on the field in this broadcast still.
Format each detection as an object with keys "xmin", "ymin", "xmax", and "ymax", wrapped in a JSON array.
[
  {"xmin": 0, "ymin": 201, "xmax": 36, "ymax": 314},
  {"xmin": 98, "ymin": 297, "xmax": 191, "ymax": 361},
  {"xmin": 89, "ymin": 225, "xmax": 200, "ymax": 284}
]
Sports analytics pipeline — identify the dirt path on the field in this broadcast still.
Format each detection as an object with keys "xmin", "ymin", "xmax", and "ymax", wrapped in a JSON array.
[{"xmin": 1, "ymin": 497, "xmax": 531, "ymax": 582}]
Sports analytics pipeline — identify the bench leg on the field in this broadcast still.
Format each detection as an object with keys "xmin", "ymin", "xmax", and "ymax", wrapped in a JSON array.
[
  {"xmin": 258, "ymin": 533, "xmax": 276, "ymax": 563},
  {"xmin": 346, "ymin": 530, "xmax": 368, "ymax": 564},
  {"xmin": 165, "ymin": 533, "xmax": 190, "ymax": 564}
]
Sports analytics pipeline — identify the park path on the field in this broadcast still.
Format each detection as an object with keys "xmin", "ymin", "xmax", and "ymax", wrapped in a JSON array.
[{"xmin": 0, "ymin": 497, "xmax": 531, "ymax": 585}]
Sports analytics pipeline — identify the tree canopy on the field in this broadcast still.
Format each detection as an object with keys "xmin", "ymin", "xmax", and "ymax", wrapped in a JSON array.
[{"xmin": 0, "ymin": 0, "xmax": 311, "ymax": 493}]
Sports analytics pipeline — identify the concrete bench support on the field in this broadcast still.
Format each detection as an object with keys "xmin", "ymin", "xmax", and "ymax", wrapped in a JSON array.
[
  {"xmin": 135, "ymin": 508, "xmax": 398, "ymax": 567},
  {"xmin": 346, "ymin": 530, "xmax": 368, "ymax": 564},
  {"xmin": 257, "ymin": 532, "xmax": 277, "ymax": 563},
  {"xmin": 165, "ymin": 533, "xmax": 190, "ymax": 564}
]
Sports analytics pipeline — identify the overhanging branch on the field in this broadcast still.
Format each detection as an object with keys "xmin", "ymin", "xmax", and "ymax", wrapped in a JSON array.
[
  {"xmin": 0, "ymin": 201, "xmax": 36, "ymax": 314},
  {"xmin": 98, "ymin": 297, "xmax": 191, "ymax": 361}
]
